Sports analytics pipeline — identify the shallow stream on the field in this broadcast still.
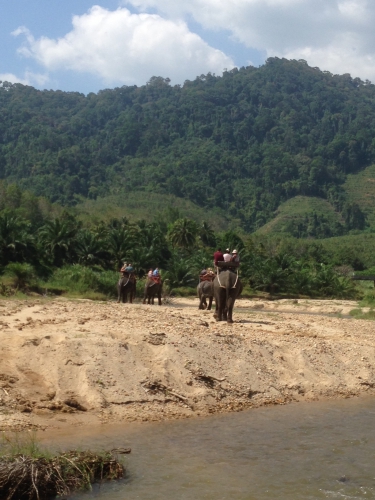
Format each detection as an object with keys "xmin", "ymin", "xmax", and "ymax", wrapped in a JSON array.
[{"xmin": 40, "ymin": 397, "xmax": 375, "ymax": 499}]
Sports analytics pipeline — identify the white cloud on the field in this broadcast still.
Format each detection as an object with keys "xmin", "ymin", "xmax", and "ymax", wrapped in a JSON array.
[
  {"xmin": 125, "ymin": 0, "xmax": 375, "ymax": 81},
  {"xmin": 13, "ymin": 6, "xmax": 233, "ymax": 86},
  {"xmin": 0, "ymin": 70, "xmax": 49, "ymax": 87}
]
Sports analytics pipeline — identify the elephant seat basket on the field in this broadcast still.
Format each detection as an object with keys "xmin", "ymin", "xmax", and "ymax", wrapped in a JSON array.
[
  {"xmin": 150, "ymin": 276, "xmax": 161, "ymax": 284},
  {"xmin": 216, "ymin": 261, "xmax": 239, "ymax": 270},
  {"xmin": 200, "ymin": 272, "xmax": 215, "ymax": 282}
]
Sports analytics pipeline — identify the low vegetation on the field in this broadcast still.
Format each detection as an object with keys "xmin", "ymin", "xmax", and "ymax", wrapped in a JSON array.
[
  {"xmin": 349, "ymin": 308, "xmax": 375, "ymax": 320},
  {"xmin": 0, "ymin": 180, "xmax": 374, "ymax": 302},
  {"xmin": 0, "ymin": 433, "xmax": 125, "ymax": 500}
]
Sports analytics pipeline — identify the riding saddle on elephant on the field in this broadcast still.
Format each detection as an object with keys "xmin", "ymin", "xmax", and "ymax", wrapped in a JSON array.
[
  {"xmin": 216, "ymin": 261, "xmax": 239, "ymax": 273},
  {"xmin": 199, "ymin": 270, "xmax": 215, "ymax": 282}
]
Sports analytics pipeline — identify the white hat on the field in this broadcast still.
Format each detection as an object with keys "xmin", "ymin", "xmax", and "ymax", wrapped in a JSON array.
[
  {"xmin": 226, "ymin": 248, "xmax": 230, "ymax": 252},
  {"xmin": 233, "ymin": 249, "xmax": 237, "ymax": 253}
]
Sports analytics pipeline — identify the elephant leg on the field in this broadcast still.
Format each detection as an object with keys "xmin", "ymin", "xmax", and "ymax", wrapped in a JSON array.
[
  {"xmin": 215, "ymin": 304, "xmax": 223, "ymax": 321},
  {"xmin": 158, "ymin": 292, "xmax": 162, "ymax": 306},
  {"xmin": 219, "ymin": 291, "xmax": 227, "ymax": 321},
  {"xmin": 226, "ymin": 295, "xmax": 235, "ymax": 323},
  {"xmin": 199, "ymin": 295, "xmax": 206, "ymax": 309},
  {"xmin": 207, "ymin": 296, "xmax": 213, "ymax": 311},
  {"xmin": 222, "ymin": 307, "xmax": 228, "ymax": 321},
  {"xmin": 213, "ymin": 295, "xmax": 220, "ymax": 320},
  {"xmin": 129, "ymin": 287, "xmax": 133, "ymax": 304}
]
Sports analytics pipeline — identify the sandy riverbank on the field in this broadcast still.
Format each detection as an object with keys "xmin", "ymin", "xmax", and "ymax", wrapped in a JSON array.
[{"xmin": 0, "ymin": 296, "xmax": 374, "ymax": 431}]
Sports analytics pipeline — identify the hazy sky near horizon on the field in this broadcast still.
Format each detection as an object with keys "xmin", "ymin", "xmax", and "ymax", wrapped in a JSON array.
[{"xmin": 1, "ymin": 0, "xmax": 375, "ymax": 94}]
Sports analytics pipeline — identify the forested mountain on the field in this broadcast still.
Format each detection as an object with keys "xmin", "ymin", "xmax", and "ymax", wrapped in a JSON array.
[{"xmin": 1, "ymin": 57, "xmax": 375, "ymax": 233}]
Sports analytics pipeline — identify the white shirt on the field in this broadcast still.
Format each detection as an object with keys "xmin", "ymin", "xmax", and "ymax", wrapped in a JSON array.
[{"xmin": 223, "ymin": 253, "xmax": 231, "ymax": 262}]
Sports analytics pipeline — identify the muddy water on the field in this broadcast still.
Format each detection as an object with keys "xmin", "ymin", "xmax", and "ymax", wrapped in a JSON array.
[{"xmin": 40, "ymin": 397, "xmax": 375, "ymax": 499}]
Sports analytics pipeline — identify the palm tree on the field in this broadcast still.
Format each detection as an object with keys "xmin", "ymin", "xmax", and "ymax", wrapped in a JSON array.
[
  {"xmin": 199, "ymin": 221, "xmax": 216, "ymax": 247},
  {"xmin": 4, "ymin": 262, "xmax": 36, "ymax": 290},
  {"xmin": 106, "ymin": 226, "xmax": 136, "ymax": 271},
  {"xmin": 76, "ymin": 230, "xmax": 107, "ymax": 267},
  {"xmin": 163, "ymin": 258, "xmax": 196, "ymax": 292},
  {"xmin": 168, "ymin": 218, "xmax": 198, "ymax": 249},
  {"xmin": 38, "ymin": 218, "xmax": 77, "ymax": 267},
  {"xmin": 220, "ymin": 230, "xmax": 244, "ymax": 253},
  {"xmin": 186, "ymin": 248, "xmax": 213, "ymax": 275},
  {"xmin": 0, "ymin": 212, "xmax": 34, "ymax": 266}
]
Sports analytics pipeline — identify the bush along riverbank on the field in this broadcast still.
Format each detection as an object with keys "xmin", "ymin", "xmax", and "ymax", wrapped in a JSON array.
[{"xmin": 0, "ymin": 434, "xmax": 126, "ymax": 500}]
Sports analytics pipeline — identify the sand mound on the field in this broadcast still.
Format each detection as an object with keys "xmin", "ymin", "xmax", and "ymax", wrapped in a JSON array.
[{"xmin": 0, "ymin": 297, "xmax": 374, "ymax": 430}]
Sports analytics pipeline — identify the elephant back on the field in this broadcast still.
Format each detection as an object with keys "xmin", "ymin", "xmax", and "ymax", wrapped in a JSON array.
[{"xmin": 214, "ymin": 269, "xmax": 241, "ymax": 290}]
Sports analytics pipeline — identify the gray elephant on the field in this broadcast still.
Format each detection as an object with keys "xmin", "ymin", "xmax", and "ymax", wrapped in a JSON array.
[
  {"xmin": 117, "ymin": 275, "xmax": 136, "ymax": 303},
  {"xmin": 143, "ymin": 278, "xmax": 163, "ymax": 305},
  {"xmin": 213, "ymin": 270, "xmax": 242, "ymax": 323},
  {"xmin": 197, "ymin": 281, "xmax": 214, "ymax": 310}
]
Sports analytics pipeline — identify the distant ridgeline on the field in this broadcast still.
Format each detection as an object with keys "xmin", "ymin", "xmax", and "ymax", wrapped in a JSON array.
[{"xmin": 1, "ymin": 57, "xmax": 375, "ymax": 235}]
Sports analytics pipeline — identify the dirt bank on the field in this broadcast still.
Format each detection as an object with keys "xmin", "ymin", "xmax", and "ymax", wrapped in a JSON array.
[{"xmin": 0, "ymin": 297, "xmax": 374, "ymax": 431}]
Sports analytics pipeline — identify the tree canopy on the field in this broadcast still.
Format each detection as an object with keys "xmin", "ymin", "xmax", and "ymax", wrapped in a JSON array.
[{"xmin": 0, "ymin": 58, "xmax": 374, "ymax": 233}]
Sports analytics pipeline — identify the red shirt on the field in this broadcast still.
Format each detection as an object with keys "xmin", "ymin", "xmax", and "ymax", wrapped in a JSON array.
[{"xmin": 214, "ymin": 251, "xmax": 224, "ymax": 265}]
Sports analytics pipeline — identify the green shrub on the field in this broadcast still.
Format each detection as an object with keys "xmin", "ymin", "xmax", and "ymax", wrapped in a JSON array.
[
  {"xmin": 349, "ymin": 308, "xmax": 375, "ymax": 320},
  {"xmin": 4, "ymin": 263, "xmax": 37, "ymax": 290},
  {"xmin": 170, "ymin": 286, "xmax": 196, "ymax": 297},
  {"xmin": 359, "ymin": 289, "xmax": 375, "ymax": 307},
  {"xmin": 44, "ymin": 265, "xmax": 118, "ymax": 298}
]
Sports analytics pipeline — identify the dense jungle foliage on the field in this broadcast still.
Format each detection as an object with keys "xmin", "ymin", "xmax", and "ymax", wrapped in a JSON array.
[
  {"xmin": 1, "ymin": 57, "xmax": 374, "ymax": 234},
  {"xmin": 1, "ymin": 181, "xmax": 374, "ymax": 301}
]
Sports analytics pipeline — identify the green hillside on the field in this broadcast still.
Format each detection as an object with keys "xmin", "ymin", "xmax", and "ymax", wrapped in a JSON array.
[
  {"xmin": 0, "ymin": 58, "xmax": 375, "ymax": 233},
  {"xmin": 74, "ymin": 191, "xmax": 233, "ymax": 230},
  {"xmin": 256, "ymin": 196, "xmax": 344, "ymax": 238},
  {"xmin": 344, "ymin": 164, "xmax": 375, "ymax": 229}
]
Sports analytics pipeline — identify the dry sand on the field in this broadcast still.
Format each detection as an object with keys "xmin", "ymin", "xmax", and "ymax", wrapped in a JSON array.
[{"xmin": 0, "ymin": 296, "xmax": 374, "ymax": 431}]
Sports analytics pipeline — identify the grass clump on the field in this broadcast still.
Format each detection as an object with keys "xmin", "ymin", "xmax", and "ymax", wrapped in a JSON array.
[
  {"xmin": 0, "ymin": 433, "xmax": 125, "ymax": 500},
  {"xmin": 349, "ymin": 308, "xmax": 375, "ymax": 320},
  {"xmin": 359, "ymin": 289, "xmax": 375, "ymax": 308}
]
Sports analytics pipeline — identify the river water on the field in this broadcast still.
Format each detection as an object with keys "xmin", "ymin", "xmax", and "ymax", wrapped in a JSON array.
[{"xmin": 40, "ymin": 397, "xmax": 375, "ymax": 499}]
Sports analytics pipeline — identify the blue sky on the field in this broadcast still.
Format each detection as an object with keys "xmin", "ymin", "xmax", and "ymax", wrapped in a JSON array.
[{"xmin": 1, "ymin": 0, "xmax": 374, "ymax": 94}]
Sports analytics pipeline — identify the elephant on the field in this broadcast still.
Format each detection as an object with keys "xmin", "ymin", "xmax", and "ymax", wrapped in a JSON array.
[
  {"xmin": 197, "ymin": 280, "xmax": 214, "ymax": 310},
  {"xmin": 143, "ymin": 278, "xmax": 163, "ymax": 305},
  {"xmin": 117, "ymin": 275, "xmax": 136, "ymax": 303},
  {"xmin": 213, "ymin": 270, "xmax": 242, "ymax": 323}
]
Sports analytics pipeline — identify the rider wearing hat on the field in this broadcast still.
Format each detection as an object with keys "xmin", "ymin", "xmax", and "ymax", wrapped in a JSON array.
[
  {"xmin": 231, "ymin": 250, "xmax": 240, "ymax": 263},
  {"xmin": 223, "ymin": 248, "xmax": 232, "ymax": 262}
]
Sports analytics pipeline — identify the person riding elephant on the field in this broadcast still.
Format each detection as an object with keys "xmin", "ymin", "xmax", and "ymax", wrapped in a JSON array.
[
  {"xmin": 143, "ymin": 272, "xmax": 163, "ymax": 305},
  {"xmin": 213, "ymin": 269, "xmax": 242, "ymax": 323},
  {"xmin": 117, "ymin": 273, "xmax": 136, "ymax": 303},
  {"xmin": 197, "ymin": 280, "xmax": 214, "ymax": 310},
  {"xmin": 213, "ymin": 248, "xmax": 224, "ymax": 266}
]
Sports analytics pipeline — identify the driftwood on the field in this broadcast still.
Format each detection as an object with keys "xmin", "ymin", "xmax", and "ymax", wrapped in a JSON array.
[
  {"xmin": 141, "ymin": 380, "xmax": 188, "ymax": 402},
  {"xmin": 189, "ymin": 368, "xmax": 226, "ymax": 387}
]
